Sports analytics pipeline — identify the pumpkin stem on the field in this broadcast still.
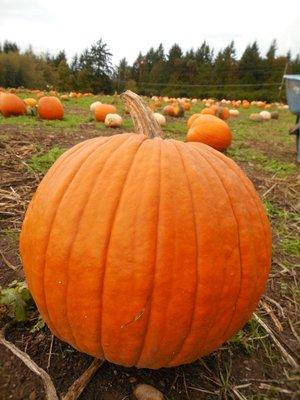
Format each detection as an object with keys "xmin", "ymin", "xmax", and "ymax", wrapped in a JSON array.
[{"xmin": 121, "ymin": 90, "xmax": 162, "ymax": 138}]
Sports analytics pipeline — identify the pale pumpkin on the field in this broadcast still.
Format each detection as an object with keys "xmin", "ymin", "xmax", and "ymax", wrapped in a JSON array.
[
  {"xmin": 104, "ymin": 113, "xmax": 123, "ymax": 127},
  {"xmin": 90, "ymin": 101, "xmax": 102, "ymax": 113},
  {"xmin": 153, "ymin": 112, "xmax": 166, "ymax": 126},
  {"xmin": 259, "ymin": 111, "xmax": 271, "ymax": 121},
  {"xmin": 20, "ymin": 91, "xmax": 271, "ymax": 369},
  {"xmin": 229, "ymin": 109, "xmax": 239, "ymax": 117}
]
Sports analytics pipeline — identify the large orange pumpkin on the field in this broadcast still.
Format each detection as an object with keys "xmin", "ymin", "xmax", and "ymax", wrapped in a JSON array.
[
  {"xmin": 0, "ymin": 93, "xmax": 26, "ymax": 117},
  {"xmin": 20, "ymin": 91, "xmax": 271, "ymax": 369},
  {"xmin": 187, "ymin": 114, "xmax": 232, "ymax": 151},
  {"xmin": 38, "ymin": 96, "xmax": 64, "ymax": 120},
  {"xmin": 94, "ymin": 104, "xmax": 117, "ymax": 122}
]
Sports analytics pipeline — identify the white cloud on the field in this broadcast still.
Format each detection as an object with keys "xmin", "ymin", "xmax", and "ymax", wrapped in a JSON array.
[{"xmin": 0, "ymin": 0, "xmax": 299, "ymax": 64}]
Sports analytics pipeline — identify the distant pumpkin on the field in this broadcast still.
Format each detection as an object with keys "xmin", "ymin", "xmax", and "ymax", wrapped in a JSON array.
[
  {"xmin": 104, "ymin": 113, "xmax": 123, "ymax": 128},
  {"xmin": 37, "ymin": 96, "xmax": 64, "ymax": 120},
  {"xmin": 229, "ymin": 109, "xmax": 239, "ymax": 117},
  {"xmin": 153, "ymin": 112, "xmax": 166, "ymax": 126},
  {"xmin": 187, "ymin": 113, "xmax": 201, "ymax": 128},
  {"xmin": 187, "ymin": 114, "xmax": 232, "ymax": 151},
  {"xmin": 183, "ymin": 102, "xmax": 191, "ymax": 111},
  {"xmin": 249, "ymin": 113, "xmax": 263, "ymax": 121},
  {"xmin": 214, "ymin": 106, "xmax": 230, "ymax": 121},
  {"xmin": 271, "ymin": 111, "xmax": 279, "ymax": 120},
  {"xmin": 90, "ymin": 101, "xmax": 102, "ymax": 113},
  {"xmin": 94, "ymin": 104, "xmax": 117, "ymax": 122},
  {"xmin": 201, "ymin": 108, "xmax": 215, "ymax": 116},
  {"xmin": 0, "ymin": 93, "xmax": 26, "ymax": 117},
  {"xmin": 259, "ymin": 111, "xmax": 271, "ymax": 121},
  {"xmin": 24, "ymin": 98, "xmax": 37, "ymax": 107},
  {"xmin": 163, "ymin": 105, "xmax": 175, "ymax": 117}
]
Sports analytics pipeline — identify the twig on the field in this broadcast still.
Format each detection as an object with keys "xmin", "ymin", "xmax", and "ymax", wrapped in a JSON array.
[
  {"xmin": 288, "ymin": 318, "xmax": 300, "ymax": 343},
  {"xmin": 47, "ymin": 335, "xmax": 54, "ymax": 370},
  {"xmin": 188, "ymin": 386, "xmax": 218, "ymax": 395},
  {"xmin": 62, "ymin": 358, "xmax": 104, "ymax": 400},
  {"xmin": 263, "ymin": 295, "xmax": 285, "ymax": 317},
  {"xmin": 262, "ymin": 182, "xmax": 278, "ymax": 198},
  {"xmin": 260, "ymin": 300, "xmax": 283, "ymax": 332},
  {"xmin": 182, "ymin": 371, "xmax": 190, "ymax": 400},
  {"xmin": 0, "ymin": 250, "xmax": 18, "ymax": 271},
  {"xmin": 253, "ymin": 313, "xmax": 298, "ymax": 369},
  {"xmin": 259, "ymin": 383, "xmax": 299, "ymax": 395},
  {"xmin": 231, "ymin": 387, "xmax": 249, "ymax": 400},
  {"xmin": 0, "ymin": 324, "xmax": 59, "ymax": 400}
]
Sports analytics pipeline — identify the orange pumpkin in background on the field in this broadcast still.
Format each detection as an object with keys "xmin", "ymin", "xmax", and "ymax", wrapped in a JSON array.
[
  {"xmin": 0, "ymin": 93, "xmax": 26, "ymax": 117},
  {"xmin": 201, "ymin": 107, "xmax": 215, "ymax": 116},
  {"xmin": 20, "ymin": 91, "xmax": 271, "ymax": 369},
  {"xmin": 214, "ymin": 106, "xmax": 230, "ymax": 121},
  {"xmin": 187, "ymin": 113, "xmax": 201, "ymax": 128},
  {"xmin": 37, "ymin": 96, "xmax": 64, "ymax": 120},
  {"xmin": 187, "ymin": 114, "xmax": 232, "ymax": 151},
  {"xmin": 183, "ymin": 102, "xmax": 191, "ymax": 111},
  {"xmin": 94, "ymin": 104, "xmax": 117, "ymax": 122},
  {"xmin": 163, "ymin": 105, "xmax": 175, "ymax": 116}
]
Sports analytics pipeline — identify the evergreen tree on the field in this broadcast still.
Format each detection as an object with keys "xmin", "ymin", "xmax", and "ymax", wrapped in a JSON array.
[
  {"xmin": 57, "ymin": 60, "xmax": 72, "ymax": 91},
  {"xmin": 239, "ymin": 41, "xmax": 263, "ymax": 84}
]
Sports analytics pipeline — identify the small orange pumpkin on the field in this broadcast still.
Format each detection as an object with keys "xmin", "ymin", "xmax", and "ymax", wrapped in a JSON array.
[
  {"xmin": 215, "ymin": 106, "xmax": 230, "ymax": 121},
  {"xmin": 201, "ymin": 107, "xmax": 215, "ymax": 116},
  {"xmin": 163, "ymin": 105, "xmax": 175, "ymax": 117},
  {"xmin": 0, "ymin": 93, "xmax": 26, "ymax": 117},
  {"xmin": 94, "ymin": 104, "xmax": 117, "ymax": 122},
  {"xmin": 183, "ymin": 102, "xmax": 191, "ymax": 111},
  {"xmin": 187, "ymin": 114, "xmax": 232, "ymax": 151},
  {"xmin": 37, "ymin": 96, "xmax": 64, "ymax": 120}
]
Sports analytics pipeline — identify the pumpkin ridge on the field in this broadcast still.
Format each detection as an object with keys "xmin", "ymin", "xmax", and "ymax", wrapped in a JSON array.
[
  {"xmin": 100, "ymin": 136, "xmax": 148, "ymax": 361},
  {"xmin": 164, "ymin": 140, "xmax": 199, "ymax": 365},
  {"xmin": 204, "ymin": 147, "xmax": 271, "ymax": 268},
  {"xmin": 21, "ymin": 138, "xmax": 105, "ymax": 340},
  {"xmin": 201, "ymin": 149, "xmax": 260, "ymax": 347},
  {"xmin": 42, "ymin": 137, "xmax": 114, "ymax": 342},
  {"xmin": 200, "ymin": 147, "xmax": 269, "ymax": 342},
  {"xmin": 134, "ymin": 140, "xmax": 162, "ymax": 367},
  {"xmin": 169, "ymin": 143, "xmax": 235, "ymax": 363},
  {"xmin": 193, "ymin": 146, "xmax": 261, "ymax": 352},
  {"xmin": 63, "ymin": 135, "xmax": 137, "ymax": 353},
  {"xmin": 187, "ymin": 144, "xmax": 244, "ymax": 353}
]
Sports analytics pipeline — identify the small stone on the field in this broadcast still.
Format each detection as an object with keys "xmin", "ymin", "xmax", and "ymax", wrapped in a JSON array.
[
  {"xmin": 134, "ymin": 383, "xmax": 164, "ymax": 400},
  {"xmin": 129, "ymin": 376, "xmax": 137, "ymax": 383}
]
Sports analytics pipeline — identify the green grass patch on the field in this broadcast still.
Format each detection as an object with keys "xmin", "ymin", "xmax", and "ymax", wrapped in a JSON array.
[
  {"xmin": 0, "ymin": 228, "xmax": 20, "ymax": 242},
  {"xmin": 280, "ymin": 237, "xmax": 300, "ymax": 257},
  {"xmin": 28, "ymin": 147, "xmax": 65, "ymax": 173},
  {"xmin": 228, "ymin": 145, "xmax": 296, "ymax": 177}
]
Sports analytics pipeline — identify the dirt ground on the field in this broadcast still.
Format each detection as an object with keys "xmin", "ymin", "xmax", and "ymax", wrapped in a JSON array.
[{"xmin": 0, "ymin": 100, "xmax": 299, "ymax": 400}]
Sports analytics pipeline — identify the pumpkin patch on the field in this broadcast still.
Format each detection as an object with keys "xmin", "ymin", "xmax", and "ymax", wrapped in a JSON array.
[{"xmin": 20, "ymin": 91, "xmax": 271, "ymax": 369}]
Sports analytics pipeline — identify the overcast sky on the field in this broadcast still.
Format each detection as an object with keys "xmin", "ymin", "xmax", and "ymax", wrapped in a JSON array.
[{"xmin": 0, "ymin": 0, "xmax": 299, "ymax": 65}]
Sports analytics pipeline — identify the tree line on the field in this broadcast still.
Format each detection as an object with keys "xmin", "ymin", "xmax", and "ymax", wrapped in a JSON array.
[{"xmin": 0, "ymin": 39, "xmax": 299, "ymax": 101}]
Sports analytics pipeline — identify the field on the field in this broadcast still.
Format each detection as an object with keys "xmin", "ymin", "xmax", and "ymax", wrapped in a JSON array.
[{"xmin": 0, "ymin": 94, "xmax": 299, "ymax": 400}]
